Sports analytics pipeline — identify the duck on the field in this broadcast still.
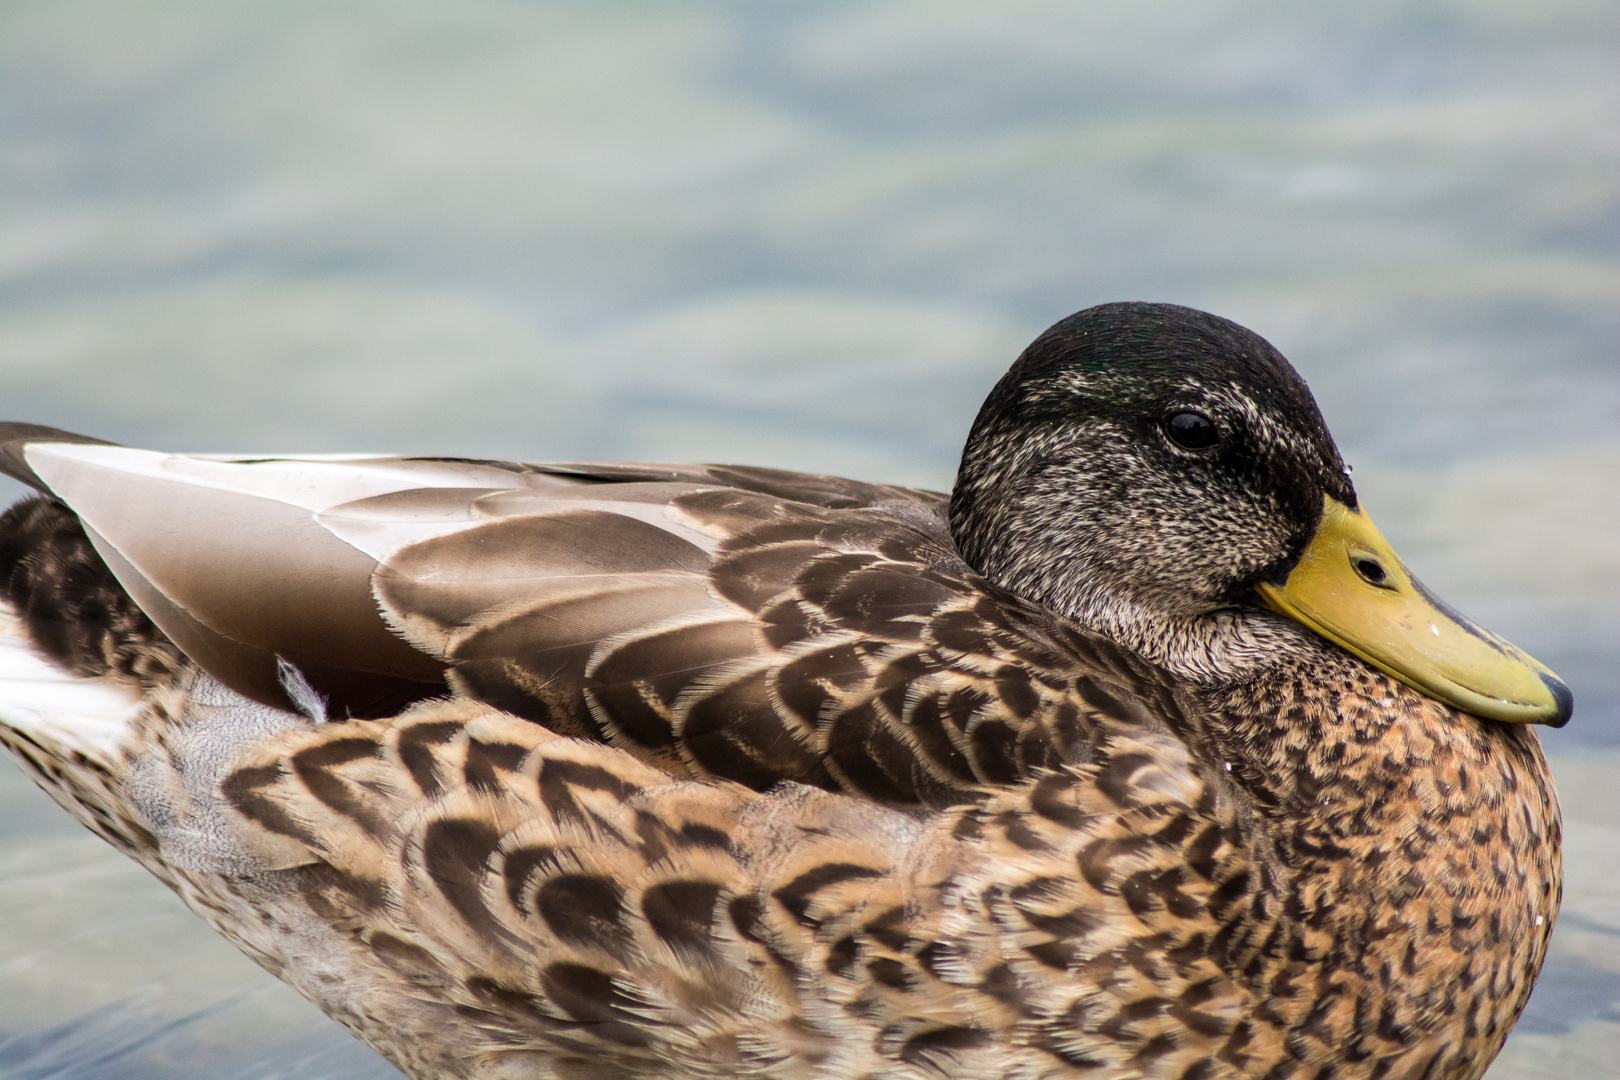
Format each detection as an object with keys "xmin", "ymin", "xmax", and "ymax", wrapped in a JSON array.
[{"xmin": 0, "ymin": 301, "xmax": 1570, "ymax": 1080}]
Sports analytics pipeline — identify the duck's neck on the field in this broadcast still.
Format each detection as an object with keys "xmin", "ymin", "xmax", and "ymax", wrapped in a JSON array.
[
  {"xmin": 1200, "ymin": 641, "xmax": 1555, "ymax": 823},
  {"xmin": 1059, "ymin": 596, "xmax": 1322, "ymax": 689},
  {"xmin": 1188, "ymin": 647, "xmax": 1561, "ymax": 1074}
]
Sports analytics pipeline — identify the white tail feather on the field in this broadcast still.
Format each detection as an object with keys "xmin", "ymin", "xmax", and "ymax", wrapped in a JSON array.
[{"xmin": 0, "ymin": 603, "xmax": 146, "ymax": 764}]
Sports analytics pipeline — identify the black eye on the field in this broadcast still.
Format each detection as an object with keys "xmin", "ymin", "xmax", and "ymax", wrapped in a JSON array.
[{"xmin": 1166, "ymin": 411, "xmax": 1218, "ymax": 450}]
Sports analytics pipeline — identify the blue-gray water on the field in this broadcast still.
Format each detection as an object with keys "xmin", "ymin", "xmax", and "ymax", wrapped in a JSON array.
[{"xmin": 1, "ymin": 2, "xmax": 1616, "ymax": 1076}]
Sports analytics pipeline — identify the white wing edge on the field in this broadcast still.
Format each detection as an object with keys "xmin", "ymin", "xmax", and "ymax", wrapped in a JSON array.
[
  {"xmin": 21, "ymin": 442, "xmax": 728, "ymax": 564},
  {"xmin": 23, "ymin": 443, "xmax": 509, "ymax": 515}
]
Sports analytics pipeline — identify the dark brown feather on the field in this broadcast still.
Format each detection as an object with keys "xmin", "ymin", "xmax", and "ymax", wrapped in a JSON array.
[{"xmin": 0, "ymin": 496, "xmax": 182, "ymax": 685}]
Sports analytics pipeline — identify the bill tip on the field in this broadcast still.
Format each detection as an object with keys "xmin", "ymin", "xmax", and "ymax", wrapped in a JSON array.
[{"xmin": 1541, "ymin": 672, "xmax": 1574, "ymax": 728}]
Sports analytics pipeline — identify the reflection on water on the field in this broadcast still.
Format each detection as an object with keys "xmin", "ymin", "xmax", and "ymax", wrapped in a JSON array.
[
  {"xmin": 1516, "ymin": 953, "xmax": 1620, "ymax": 1037},
  {"xmin": 1, "ymin": 1, "xmax": 1616, "ymax": 1076},
  {"xmin": 0, "ymin": 994, "xmax": 396, "ymax": 1080}
]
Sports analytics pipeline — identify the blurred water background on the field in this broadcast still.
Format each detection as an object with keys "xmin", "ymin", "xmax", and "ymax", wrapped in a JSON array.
[{"xmin": 1, "ymin": 1, "xmax": 1616, "ymax": 1076}]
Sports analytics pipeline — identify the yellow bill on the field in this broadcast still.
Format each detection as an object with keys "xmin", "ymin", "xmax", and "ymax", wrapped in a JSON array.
[{"xmin": 1258, "ymin": 495, "xmax": 1572, "ymax": 726}]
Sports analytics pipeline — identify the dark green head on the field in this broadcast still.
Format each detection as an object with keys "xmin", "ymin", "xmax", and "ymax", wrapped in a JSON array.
[{"xmin": 950, "ymin": 302, "xmax": 1355, "ymax": 659}]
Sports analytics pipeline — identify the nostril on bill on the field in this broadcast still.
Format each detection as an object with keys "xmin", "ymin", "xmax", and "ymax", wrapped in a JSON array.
[{"xmin": 1354, "ymin": 557, "xmax": 1387, "ymax": 586}]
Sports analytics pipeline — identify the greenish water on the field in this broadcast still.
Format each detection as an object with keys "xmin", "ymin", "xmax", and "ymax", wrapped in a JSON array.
[{"xmin": 2, "ymin": 1, "xmax": 1616, "ymax": 1075}]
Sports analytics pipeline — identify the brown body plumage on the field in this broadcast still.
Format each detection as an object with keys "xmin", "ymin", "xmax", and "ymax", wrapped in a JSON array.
[{"xmin": 0, "ymin": 303, "xmax": 1564, "ymax": 1079}]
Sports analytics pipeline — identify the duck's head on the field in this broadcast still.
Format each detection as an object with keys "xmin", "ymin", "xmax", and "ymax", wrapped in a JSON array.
[{"xmin": 951, "ymin": 301, "xmax": 1572, "ymax": 727}]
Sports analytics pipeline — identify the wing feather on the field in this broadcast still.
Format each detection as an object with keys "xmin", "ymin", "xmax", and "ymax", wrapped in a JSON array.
[{"xmin": 7, "ymin": 437, "xmax": 1182, "ymax": 805}]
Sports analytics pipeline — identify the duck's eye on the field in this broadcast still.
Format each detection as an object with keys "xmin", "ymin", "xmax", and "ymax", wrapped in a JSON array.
[{"xmin": 1166, "ymin": 411, "xmax": 1218, "ymax": 450}]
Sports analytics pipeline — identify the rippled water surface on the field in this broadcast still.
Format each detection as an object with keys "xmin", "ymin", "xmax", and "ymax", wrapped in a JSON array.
[{"xmin": 2, "ymin": 2, "xmax": 1617, "ymax": 1076}]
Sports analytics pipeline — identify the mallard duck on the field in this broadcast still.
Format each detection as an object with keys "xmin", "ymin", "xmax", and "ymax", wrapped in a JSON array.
[{"xmin": 0, "ymin": 302, "xmax": 1569, "ymax": 1080}]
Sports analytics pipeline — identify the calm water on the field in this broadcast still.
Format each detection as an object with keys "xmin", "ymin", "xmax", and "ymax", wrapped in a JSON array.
[{"xmin": 1, "ymin": 2, "xmax": 1616, "ymax": 1076}]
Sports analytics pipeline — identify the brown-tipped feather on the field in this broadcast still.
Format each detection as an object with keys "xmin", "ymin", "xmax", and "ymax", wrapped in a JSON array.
[{"xmin": 359, "ymin": 469, "xmax": 1162, "ymax": 805}]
